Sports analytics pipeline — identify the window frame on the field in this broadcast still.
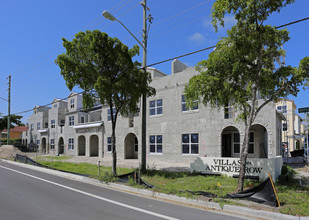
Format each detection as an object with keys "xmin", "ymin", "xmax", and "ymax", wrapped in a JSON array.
[
  {"xmin": 149, "ymin": 135, "xmax": 163, "ymax": 154},
  {"xmin": 68, "ymin": 138, "xmax": 74, "ymax": 150},
  {"xmin": 181, "ymin": 95, "xmax": 198, "ymax": 112},
  {"xmin": 69, "ymin": 116, "xmax": 74, "ymax": 126},
  {"xmin": 107, "ymin": 108, "xmax": 116, "ymax": 122},
  {"xmin": 149, "ymin": 99, "xmax": 163, "ymax": 116},
  {"xmin": 51, "ymin": 119, "xmax": 55, "ymax": 128},
  {"xmin": 107, "ymin": 137, "xmax": 112, "ymax": 152},
  {"xmin": 37, "ymin": 122, "xmax": 40, "ymax": 130},
  {"xmin": 182, "ymin": 133, "xmax": 199, "ymax": 155},
  {"xmin": 70, "ymin": 99, "xmax": 75, "ymax": 109},
  {"xmin": 50, "ymin": 139, "xmax": 55, "ymax": 150}
]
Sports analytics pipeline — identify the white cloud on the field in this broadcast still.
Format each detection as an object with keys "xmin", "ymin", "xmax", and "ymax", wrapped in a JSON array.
[
  {"xmin": 203, "ymin": 15, "xmax": 237, "ymax": 31},
  {"xmin": 188, "ymin": 32, "xmax": 206, "ymax": 44}
]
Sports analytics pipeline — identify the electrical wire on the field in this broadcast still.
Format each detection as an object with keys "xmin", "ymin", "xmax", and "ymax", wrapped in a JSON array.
[
  {"xmin": 6, "ymin": 16, "xmax": 309, "ymax": 117},
  {"xmin": 145, "ymin": 16, "xmax": 309, "ymax": 68}
]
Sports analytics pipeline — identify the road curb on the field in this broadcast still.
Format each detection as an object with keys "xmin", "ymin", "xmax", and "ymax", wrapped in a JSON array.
[{"xmin": 2, "ymin": 159, "xmax": 308, "ymax": 220}]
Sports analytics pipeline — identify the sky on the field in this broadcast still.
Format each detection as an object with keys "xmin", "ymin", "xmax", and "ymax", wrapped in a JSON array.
[{"xmin": 0, "ymin": 0, "xmax": 308, "ymax": 123}]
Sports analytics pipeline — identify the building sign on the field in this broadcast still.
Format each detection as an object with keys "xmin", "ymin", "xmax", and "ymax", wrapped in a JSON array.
[
  {"xmin": 298, "ymin": 107, "xmax": 309, "ymax": 113},
  {"xmin": 190, "ymin": 156, "xmax": 283, "ymax": 181}
]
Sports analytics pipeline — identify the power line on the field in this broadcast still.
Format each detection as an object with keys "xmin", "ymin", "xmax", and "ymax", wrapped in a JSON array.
[
  {"xmin": 146, "ymin": 16, "xmax": 309, "ymax": 68},
  {"xmin": 7, "ymin": 16, "xmax": 309, "ymax": 117}
]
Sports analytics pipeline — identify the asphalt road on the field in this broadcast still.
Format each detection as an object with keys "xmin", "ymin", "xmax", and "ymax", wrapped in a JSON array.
[{"xmin": 0, "ymin": 162, "xmax": 246, "ymax": 220}]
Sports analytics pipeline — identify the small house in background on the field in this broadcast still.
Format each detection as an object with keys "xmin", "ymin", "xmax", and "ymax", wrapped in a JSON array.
[{"xmin": 0, "ymin": 126, "xmax": 28, "ymax": 139}]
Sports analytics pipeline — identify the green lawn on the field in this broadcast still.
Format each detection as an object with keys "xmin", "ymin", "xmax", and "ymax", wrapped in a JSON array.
[
  {"xmin": 37, "ymin": 160, "xmax": 134, "ymax": 180},
  {"xmin": 35, "ymin": 159, "xmax": 309, "ymax": 216}
]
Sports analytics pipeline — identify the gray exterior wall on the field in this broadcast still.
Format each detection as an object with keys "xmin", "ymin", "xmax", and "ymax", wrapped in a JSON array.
[{"xmin": 22, "ymin": 60, "xmax": 283, "ymax": 168}]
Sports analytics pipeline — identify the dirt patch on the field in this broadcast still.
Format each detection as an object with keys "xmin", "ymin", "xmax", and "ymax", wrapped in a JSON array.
[{"xmin": 0, "ymin": 145, "xmax": 24, "ymax": 159}]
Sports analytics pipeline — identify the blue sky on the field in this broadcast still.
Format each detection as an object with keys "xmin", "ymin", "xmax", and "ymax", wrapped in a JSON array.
[{"xmin": 0, "ymin": 0, "xmax": 308, "ymax": 123}]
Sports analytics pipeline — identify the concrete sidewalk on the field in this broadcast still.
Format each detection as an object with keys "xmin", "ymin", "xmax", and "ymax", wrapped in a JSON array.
[{"xmin": 2, "ymin": 159, "xmax": 309, "ymax": 220}]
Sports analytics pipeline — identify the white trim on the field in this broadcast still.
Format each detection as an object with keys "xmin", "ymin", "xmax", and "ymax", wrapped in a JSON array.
[{"xmin": 73, "ymin": 122, "xmax": 103, "ymax": 129}]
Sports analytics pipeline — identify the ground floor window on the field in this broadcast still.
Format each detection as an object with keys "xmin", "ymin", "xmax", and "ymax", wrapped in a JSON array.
[
  {"xmin": 233, "ymin": 133, "xmax": 240, "ymax": 153},
  {"xmin": 134, "ymin": 137, "xmax": 138, "ymax": 152},
  {"xmin": 50, "ymin": 139, "xmax": 55, "ymax": 150},
  {"xmin": 182, "ymin": 133, "xmax": 199, "ymax": 155},
  {"xmin": 68, "ymin": 138, "xmax": 74, "ymax": 150},
  {"xmin": 107, "ymin": 137, "xmax": 112, "ymax": 152},
  {"xmin": 149, "ymin": 135, "xmax": 162, "ymax": 154},
  {"xmin": 249, "ymin": 132, "xmax": 254, "ymax": 154},
  {"xmin": 36, "ymin": 140, "xmax": 40, "ymax": 150},
  {"xmin": 233, "ymin": 132, "xmax": 254, "ymax": 154}
]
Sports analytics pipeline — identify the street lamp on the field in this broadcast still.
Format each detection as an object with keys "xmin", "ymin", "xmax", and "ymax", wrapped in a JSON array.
[{"xmin": 102, "ymin": 0, "xmax": 149, "ymax": 172}]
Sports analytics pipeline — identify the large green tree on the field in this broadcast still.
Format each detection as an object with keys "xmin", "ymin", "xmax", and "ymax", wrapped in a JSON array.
[
  {"xmin": 0, "ymin": 114, "xmax": 24, "ymax": 132},
  {"xmin": 55, "ymin": 30, "xmax": 155, "ymax": 175},
  {"xmin": 185, "ymin": 0, "xmax": 309, "ymax": 191}
]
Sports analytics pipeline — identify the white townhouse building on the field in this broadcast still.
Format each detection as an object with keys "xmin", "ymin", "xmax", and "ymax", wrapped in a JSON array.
[{"xmin": 22, "ymin": 59, "xmax": 284, "ymax": 168}]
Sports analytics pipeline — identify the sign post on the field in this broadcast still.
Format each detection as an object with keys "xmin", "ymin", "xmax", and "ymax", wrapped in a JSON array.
[{"xmin": 298, "ymin": 107, "xmax": 309, "ymax": 162}]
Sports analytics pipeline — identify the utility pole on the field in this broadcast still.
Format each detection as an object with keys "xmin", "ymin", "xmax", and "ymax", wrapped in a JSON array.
[
  {"xmin": 7, "ymin": 75, "xmax": 11, "ymax": 145},
  {"xmin": 141, "ymin": 0, "xmax": 148, "ymax": 172}
]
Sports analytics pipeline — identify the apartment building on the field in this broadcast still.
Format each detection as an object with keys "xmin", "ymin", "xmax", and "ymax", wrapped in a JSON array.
[
  {"xmin": 276, "ymin": 99, "xmax": 306, "ymax": 155},
  {"xmin": 22, "ymin": 60, "xmax": 284, "ymax": 166}
]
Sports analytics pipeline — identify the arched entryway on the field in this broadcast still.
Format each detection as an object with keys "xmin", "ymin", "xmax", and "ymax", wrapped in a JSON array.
[
  {"xmin": 250, "ymin": 124, "xmax": 268, "ymax": 158},
  {"xmin": 78, "ymin": 136, "xmax": 86, "ymax": 156},
  {"xmin": 41, "ymin": 138, "xmax": 47, "ymax": 153},
  {"xmin": 58, "ymin": 137, "xmax": 64, "ymax": 154},
  {"xmin": 221, "ymin": 126, "xmax": 240, "ymax": 157},
  {"xmin": 90, "ymin": 135, "xmax": 99, "ymax": 156},
  {"xmin": 124, "ymin": 133, "xmax": 138, "ymax": 159}
]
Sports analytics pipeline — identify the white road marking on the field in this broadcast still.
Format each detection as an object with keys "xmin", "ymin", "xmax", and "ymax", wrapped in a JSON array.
[{"xmin": 0, "ymin": 165, "xmax": 180, "ymax": 220}]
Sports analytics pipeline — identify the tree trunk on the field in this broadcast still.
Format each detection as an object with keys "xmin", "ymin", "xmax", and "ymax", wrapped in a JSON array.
[{"xmin": 237, "ymin": 123, "xmax": 251, "ymax": 191}]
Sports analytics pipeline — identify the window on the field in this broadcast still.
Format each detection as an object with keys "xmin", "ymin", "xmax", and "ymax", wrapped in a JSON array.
[
  {"xmin": 282, "ymin": 123, "xmax": 288, "ymax": 131},
  {"xmin": 51, "ymin": 120, "xmax": 55, "ymax": 128},
  {"xmin": 182, "ymin": 95, "xmax": 198, "ymax": 112},
  {"xmin": 233, "ymin": 133, "xmax": 240, "ymax": 154},
  {"xmin": 69, "ymin": 116, "xmax": 74, "ymax": 126},
  {"xmin": 68, "ymin": 138, "xmax": 74, "ymax": 150},
  {"xmin": 150, "ymin": 99, "xmax": 163, "ymax": 116},
  {"xmin": 44, "ymin": 122, "xmax": 48, "ymax": 128},
  {"xmin": 107, "ymin": 137, "xmax": 112, "ymax": 152},
  {"xmin": 50, "ymin": 139, "xmax": 55, "ymax": 150},
  {"xmin": 182, "ymin": 133, "xmax": 199, "ymax": 155},
  {"xmin": 70, "ymin": 99, "xmax": 75, "ymax": 108},
  {"xmin": 224, "ymin": 105, "xmax": 236, "ymax": 119},
  {"xmin": 107, "ymin": 108, "xmax": 116, "ymax": 122},
  {"xmin": 60, "ymin": 120, "xmax": 65, "ymax": 126},
  {"xmin": 31, "ymin": 124, "xmax": 34, "ymax": 131},
  {"xmin": 37, "ymin": 122, "xmax": 40, "ymax": 130},
  {"xmin": 36, "ymin": 140, "xmax": 40, "ymax": 149},
  {"xmin": 277, "ymin": 105, "xmax": 287, "ymax": 113},
  {"xmin": 149, "ymin": 135, "xmax": 162, "ymax": 154},
  {"xmin": 134, "ymin": 137, "xmax": 138, "ymax": 152},
  {"xmin": 54, "ymin": 104, "xmax": 57, "ymax": 108},
  {"xmin": 81, "ymin": 116, "xmax": 85, "ymax": 124},
  {"xmin": 248, "ymin": 133, "xmax": 254, "ymax": 154}
]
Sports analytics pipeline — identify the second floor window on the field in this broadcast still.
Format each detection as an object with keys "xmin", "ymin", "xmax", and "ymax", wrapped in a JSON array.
[
  {"xmin": 108, "ymin": 108, "xmax": 116, "ymax": 122},
  {"xmin": 70, "ymin": 99, "xmax": 75, "ymax": 108},
  {"xmin": 81, "ymin": 116, "xmax": 85, "ymax": 124},
  {"xmin": 31, "ymin": 124, "xmax": 34, "ymax": 131},
  {"xmin": 277, "ymin": 105, "xmax": 287, "ymax": 113},
  {"xmin": 69, "ymin": 116, "xmax": 74, "ymax": 126},
  {"xmin": 150, "ymin": 99, "xmax": 163, "ymax": 116},
  {"xmin": 182, "ymin": 95, "xmax": 198, "ymax": 112},
  {"xmin": 37, "ymin": 122, "xmax": 40, "ymax": 130},
  {"xmin": 51, "ymin": 120, "xmax": 55, "ymax": 128}
]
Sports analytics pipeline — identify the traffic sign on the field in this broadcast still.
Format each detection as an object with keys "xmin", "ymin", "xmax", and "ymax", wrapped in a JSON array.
[{"xmin": 298, "ymin": 107, "xmax": 309, "ymax": 113}]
